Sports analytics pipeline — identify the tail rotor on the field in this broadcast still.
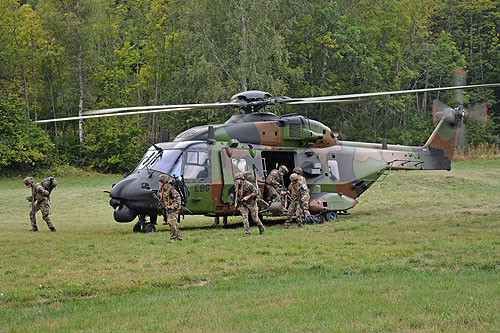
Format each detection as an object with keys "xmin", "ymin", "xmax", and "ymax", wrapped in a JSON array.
[{"xmin": 432, "ymin": 70, "xmax": 487, "ymax": 156}]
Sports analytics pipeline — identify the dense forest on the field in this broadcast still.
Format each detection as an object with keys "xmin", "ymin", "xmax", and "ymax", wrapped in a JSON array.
[{"xmin": 1, "ymin": 0, "xmax": 499, "ymax": 174}]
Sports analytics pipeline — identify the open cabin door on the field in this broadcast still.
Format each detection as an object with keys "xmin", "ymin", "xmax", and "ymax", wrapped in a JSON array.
[
  {"xmin": 220, "ymin": 147, "xmax": 263, "ymax": 203},
  {"xmin": 261, "ymin": 150, "xmax": 296, "ymax": 188}
]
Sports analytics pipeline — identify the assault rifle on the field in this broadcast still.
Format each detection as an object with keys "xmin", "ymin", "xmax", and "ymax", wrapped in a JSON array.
[
  {"xmin": 26, "ymin": 187, "xmax": 36, "ymax": 221},
  {"xmin": 233, "ymin": 191, "xmax": 247, "ymax": 215},
  {"xmin": 152, "ymin": 192, "xmax": 169, "ymax": 224}
]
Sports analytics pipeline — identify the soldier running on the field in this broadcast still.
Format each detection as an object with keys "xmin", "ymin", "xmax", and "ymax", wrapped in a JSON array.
[
  {"xmin": 234, "ymin": 173, "xmax": 265, "ymax": 237},
  {"xmin": 284, "ymin": 173, "xmax": 310, "ymax": 229},
  {"xmin": 158, "ymin": 174, "xmax": 183, "ymax": 242},
  {"xmin": 265, "ymin": 165, "xmax": 288, "ymax": 203},
  {"xmin": 23, "ymin": 177, "xmax": 56, "ymax": 232}
]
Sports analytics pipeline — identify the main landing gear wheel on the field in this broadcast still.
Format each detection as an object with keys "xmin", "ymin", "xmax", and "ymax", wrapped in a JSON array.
[{"xmin": 325, "ymin": 211, "xmax": 338, "ymax": 222}]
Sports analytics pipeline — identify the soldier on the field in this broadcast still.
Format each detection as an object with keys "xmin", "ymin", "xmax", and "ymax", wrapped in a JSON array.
[
  {"xmin": 293, "ymin": 167, "xmax": 311, "ymax": 217},
  {"xmin": 23, "ymin": 177, "xmax": 56, "ymax": 232},
  {"xmin": 265, "ymin": 165, "xmax": 288, "ymax": 202},
  {"xmin": 284, "ymin": 173, "xmax": 310, "ymax": 229},
  {"xmin": 234, "ymin": 173, "xmax": 265, "ymax": 237},
  {"xmin": 158, "ymin": 174, "xmax": 183, "ymax": 242}
]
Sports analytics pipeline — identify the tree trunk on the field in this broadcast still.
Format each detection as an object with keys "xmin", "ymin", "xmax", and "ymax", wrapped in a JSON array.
[
  {"xmin": 31, "ymin": 41, "xmax": 38, "ymax": 121},
  {"xmin": 48, "ymin": 76, "xmax": 58, "ymax": 135},
  {"xmin": 77, "ymin": 27, "xmax": 84, "ymax": 145}
]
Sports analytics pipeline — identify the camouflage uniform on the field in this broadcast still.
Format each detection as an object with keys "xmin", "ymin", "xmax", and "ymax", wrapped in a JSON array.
[
  {"xmin": 293, "ymin": 167, "xmax": 310, "ymax": 215},
  {"xmin": 158, "ymin": 174, "xmax": 183, "ymax": 242},
  {"xmin": 235, "ymin": 173, "xmax": 265, "ymax": 236},
  {"xmin": 264, "ymin": 165, "xmax": 288, "ymax": 202},
  {"xmin": 284, "ymin": 173, "xmax": 310, "ymax": 228},
  {"xmin": 24, "ymin": 177, "xmax": 55, "ymax": 232}
]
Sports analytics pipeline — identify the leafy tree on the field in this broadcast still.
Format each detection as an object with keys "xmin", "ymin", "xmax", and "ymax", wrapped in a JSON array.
[
  {"xmin": 0, "ymin": 93, "xmax": 55, "ymax": 174},
  {"xmin": 82, "ymin": 117, "xmax": 148, "ymax": 173}
]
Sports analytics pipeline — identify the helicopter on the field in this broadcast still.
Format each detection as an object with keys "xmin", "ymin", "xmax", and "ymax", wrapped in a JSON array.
[{"xmin": 35, "ymin": 80, "xmax": 500, "ymax": 233}]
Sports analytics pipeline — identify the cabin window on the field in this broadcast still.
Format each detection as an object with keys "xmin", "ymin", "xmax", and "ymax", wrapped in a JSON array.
[
  {"xmin": 328, "ymin": 159, "xmax": 340, "ymax": 181},
  {"xmin": 231, "ymin": 158, "xmax": 247, "ymax": 173},
  {"xmin": 184, "ymin": 151, "xmax": 210, "ymax": 180}
]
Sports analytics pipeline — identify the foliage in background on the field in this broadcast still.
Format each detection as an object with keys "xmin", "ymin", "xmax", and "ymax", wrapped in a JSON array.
[
  {"xmin": 0, "ymin": 94, "xmax": 55, "ymax": 174},
  {"xmin": 0, "ymin": 0, "xmax": 499, "ymax": 173},
  {"xmin": 82, "ymin": 118, "xmax": 148, "ymax": 173}
]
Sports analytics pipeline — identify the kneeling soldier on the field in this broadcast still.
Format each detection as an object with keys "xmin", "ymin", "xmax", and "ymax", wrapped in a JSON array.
[
  {"xmin": 284, "ymin": 173, "xmax": 310, "ymax": 229},
  {"xmin": 265, "ymin": 165, "xmax": 288, "ymax": 203},
  {"xmin": 23, "ymin": 177, "xmax": 56, "ymax": 232},
  {"xmin": 234, "ymin": 173, "xmax": 265, "ymax": 237},
  {"xmin": 158, "ymin": 174, "xmax": 183, "ymax": 242}
]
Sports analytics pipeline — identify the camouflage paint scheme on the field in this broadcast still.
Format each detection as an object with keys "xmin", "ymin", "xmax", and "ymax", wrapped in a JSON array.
[{"xmin": 109, "ymin": 108, "xmax": 460, "ymax": 224}]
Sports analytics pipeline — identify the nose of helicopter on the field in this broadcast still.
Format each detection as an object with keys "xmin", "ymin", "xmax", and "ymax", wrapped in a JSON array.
[{"xmin": 109, "ymin": 172, "xmax": 159, "ymax": 223}]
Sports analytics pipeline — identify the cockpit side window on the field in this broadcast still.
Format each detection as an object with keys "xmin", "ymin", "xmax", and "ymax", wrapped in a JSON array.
[{"xmin": 184, "ymin": 150, "xmax": 210, "ymax": 181}]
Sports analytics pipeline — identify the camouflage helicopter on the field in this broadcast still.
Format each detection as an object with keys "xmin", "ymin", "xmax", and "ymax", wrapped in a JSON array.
[{"xmin": 36, "ymin": 81, "xmax": 500, "ymax": 233}]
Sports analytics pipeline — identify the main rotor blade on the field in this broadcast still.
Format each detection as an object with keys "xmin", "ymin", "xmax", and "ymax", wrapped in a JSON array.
[
  {"xmin": 286, "ymin": 98, "xmax": 366, "ymax": 105},
  {"xmin": 83, "ymin": 101, "xmax": 241, "ymax": 116},
  {"xmin": 35, "ymin": 107, "xmax": 194, "ymax": 123},
  {"xmin": 285, "ymin": 83, "xmax": 500, "ymax": 104}
]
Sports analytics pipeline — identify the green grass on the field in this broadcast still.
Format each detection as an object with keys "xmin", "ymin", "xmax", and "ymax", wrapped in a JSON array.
[{"xmin": 1, "ymin": 159, "xmax": 500, "ymax": 331}]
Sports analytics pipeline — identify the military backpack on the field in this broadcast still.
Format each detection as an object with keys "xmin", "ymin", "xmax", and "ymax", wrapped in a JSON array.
[{"xmin": 41, "ymin": 176, "xmax": 58, "ymax": 194}]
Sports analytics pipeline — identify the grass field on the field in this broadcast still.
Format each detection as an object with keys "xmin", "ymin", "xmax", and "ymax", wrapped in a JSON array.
[{"xmin": 1, "ymin": 158, "xmax": 499, "ymax": 331}]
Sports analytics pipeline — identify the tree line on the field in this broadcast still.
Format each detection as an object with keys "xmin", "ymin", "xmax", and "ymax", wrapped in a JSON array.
[{"xmin": 1, "ymin": 0, "xmax": 499, "ymax": 174}]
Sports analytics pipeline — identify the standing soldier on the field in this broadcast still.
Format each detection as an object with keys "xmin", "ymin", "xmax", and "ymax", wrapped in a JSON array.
[
  {"xmin": 293, "ymin": 167, "xmax": 311, "ymax": 218},
  {"xmin": 158, "ymin": 174, "xmax": 183, "ymax": 242},
  {"xmin": 234, "ymin": 173, "xmax": 265, "ymax": 237},
  {"xmin": 265, "ymin": 165, "xmax": 288, "ymax": 202},
  {"xmin": 284, "ymin": 173, "xmax": 310, "ymax": 229},
  {"xmin": 23, "ymin": 177, "xmax": 56, "ymax": 232}
]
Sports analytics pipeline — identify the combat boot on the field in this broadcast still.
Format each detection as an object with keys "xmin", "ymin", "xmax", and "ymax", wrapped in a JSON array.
[
  {"xmin": 243, "ymin": 233, "xmax": 251, "ymax": 237},
  {"xmin": 50, "ymin": 227, "xmax": 56, "ymax": 232},
  {"xmin": 30, "ymin": 226, "xmax": 38, "ymax": 232},
  {"xmin": 283, "ymin": 222, "xmax": 290, "ymax": 229},
  {"xmin": 259, "ymin": 226, "xmax": 265, "ymax": 235}
]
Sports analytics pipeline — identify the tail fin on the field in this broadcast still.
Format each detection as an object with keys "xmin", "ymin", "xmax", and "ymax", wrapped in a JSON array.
[{"xmin": 421, "ymin": 108, "xmax": 462, "ymax": 170}]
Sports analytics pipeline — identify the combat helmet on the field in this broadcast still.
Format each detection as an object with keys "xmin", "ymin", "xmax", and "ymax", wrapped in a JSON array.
[
  {"xmin": 278, "ymin": 165, "xmax": 289, "ymax": 175},
  {"xmin": 23, "ymin": 177, "xmax": 33, "ymax": 185},
  {"xmin": 158, "ymin": 174, "xmax": 171, "ymax": 183},
  {"xmin": 234, "ymin": 172, "xmax": 245, "ymax": 180},
  {"xmin": 293, "ymin": 167, "xmax": 303, "ymax": 174},
  {"xmin": 290, "ymin": 173, "xmax": 299, "ymax": 182}
]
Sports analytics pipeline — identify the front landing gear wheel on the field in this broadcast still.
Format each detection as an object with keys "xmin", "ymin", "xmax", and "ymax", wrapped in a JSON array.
[
  {"xmin": 133, "ymin": 222, "xmax": 142, "ymax": 233},
  {"xmin": 325, "ymin": 211, "xmax": 338, "ymax": 222},
  {"xmin": 143, "ymin": 223, "xmax": 156, "ymax": 233}
]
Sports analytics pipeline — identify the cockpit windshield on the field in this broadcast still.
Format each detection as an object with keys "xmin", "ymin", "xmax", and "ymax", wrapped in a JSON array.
[
  {"xmin": 151, "ymin": 150, "xmax": 183, "ymax": 174},
  {"xmin": 136, "ymin": 149, "xmax": 183, "ymax": 175}
]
